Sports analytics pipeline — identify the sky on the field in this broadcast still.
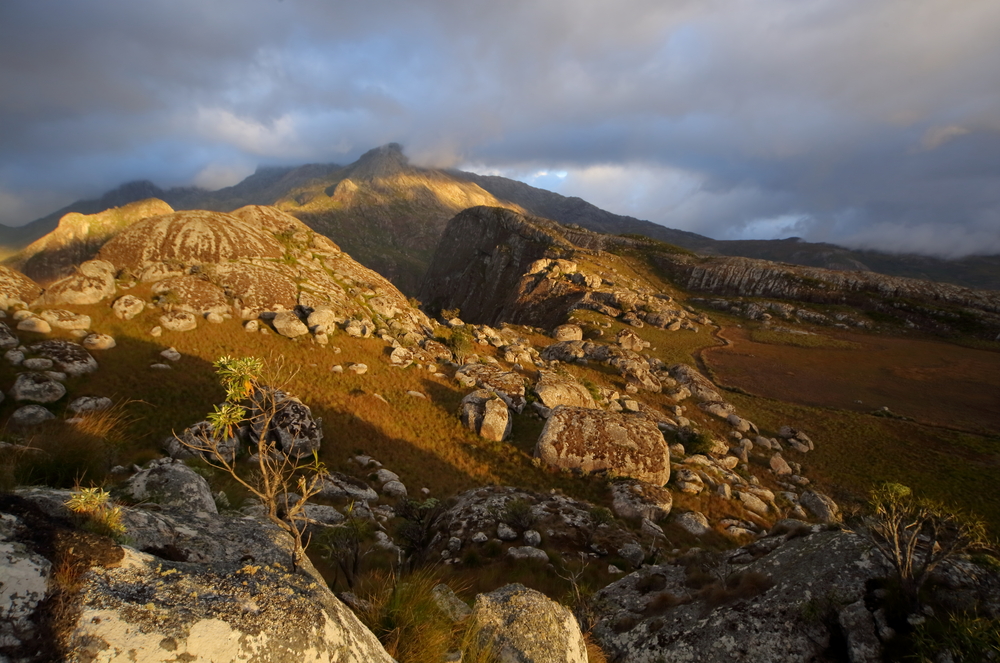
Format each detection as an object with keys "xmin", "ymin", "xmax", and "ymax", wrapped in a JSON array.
[{"xmin": 2, "ymin": 1, "xmax": 999, "ymax": 257}]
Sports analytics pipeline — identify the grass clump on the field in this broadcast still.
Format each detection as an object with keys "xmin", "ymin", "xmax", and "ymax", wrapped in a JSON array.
[
  {"xmin": 65, "ymin": 486, "xmax": 127, "ymax": 541},
  {"xmin": 357, "ymin": 569, "xmax": 491, "ymax": 663}
]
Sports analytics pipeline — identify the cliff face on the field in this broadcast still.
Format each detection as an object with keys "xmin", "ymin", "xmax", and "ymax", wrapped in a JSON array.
[
  {"xmin": 656, "ymin": 253, "xmax": 1000, "ymax": 336},
  {"xmin": 419, "ymin": 206, "xmax": 575, "ymax": 325}
]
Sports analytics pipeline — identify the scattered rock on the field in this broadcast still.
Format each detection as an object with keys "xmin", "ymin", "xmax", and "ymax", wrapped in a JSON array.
[
  {"xmin": 552, "ymin": 323, "xmax": 583, "ymax": 341},
  {"xmin": 112, "ymin": 294, "xmax": 145, "ymax": 320},
  {"xmin": 674, "ymin": 511, "xmax": 711, "ymax": 536},
  {"xmin": 82, "ymin": 333, "xmax": 116, "ymax": 350},
  {"xmin": 611, "ymin": 480, "xmax": 673, "ymax": 521},
  {"xmin": 159, "ymin": 310, "xmax": 198, "ymax": 332},
  {"xmin": 460, "ymin": 389, "xmax": 512, "ymax": 442},
  {"xmin": 533, "ymin": 370, "xmax": 597, "ymax": 410},
  {"xmin": 38, "ymin": 309, "xmax": 91, "ymax": 330},
  {"xmin": 16, "ymin": 317, "xmax": 51, "ymax": 334},
  {"xmin": 10, "ymin": 405, "xmax": 55, "ymax": 426},
  {"xmin": 28, "ymin": 340, "xmax": 98, "ymax": 376},
  {"xmin": 10, "ymin": 372, "xmax": 66, "ymax": 403},
  {"xmin": 68, "ymin": 396, "xmax": 114, "ymax": 414},
  {"xmin": 800, "ymin": 490, "xmax": 842, "ymax": 523},
  {"xmin": 273, "ymin": 310, "xmax": 309, "ymax": 338}
]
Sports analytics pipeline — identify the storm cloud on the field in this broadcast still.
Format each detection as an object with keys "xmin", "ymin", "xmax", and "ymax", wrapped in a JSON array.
[{"xmin": 2, "ymin": 0, "xmax": 999, "ymax": 257}]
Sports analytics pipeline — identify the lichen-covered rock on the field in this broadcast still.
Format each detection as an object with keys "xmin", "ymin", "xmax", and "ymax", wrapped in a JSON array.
[
  {"xmin": 38, "ymin": 309, "xmax": 91, "ymax": 330},
  {"xmin": 455, "ymin": 363, "xmax": 527, "ymax": 413},
  {"xmin": 159, "ymin": 310, "xmax": 198, "ymax": 332},
  {"xmin": 167, "ymin": 421, "xmax": 240, "ymax": 464},
  {"xmin": 800, "ymin": 490, "xmax": 842, "ymax": 523},
  {"xmin": 470, "ymin": 584, "xmax": 587, "ymax": 663},
  {"xmin": 0, "ymin": 321, "xmax": 19, "ymax": 349},
  {"xmin": 123, "ymin": 458, "xmax": 218, "ymax": 515},
  {"xmin": 674, "ymin": 510, "xmax": 711, "ymax": 535},
  {"xmin": 37, "ymin": 259, "xmax": 117, "ymax": 305},
  {"xmin": 535, "ymin": 406, "xmax": 670, "ymax": 485},
  {"xmin": 460, "ymin": 389, "xmax": 512, "ymax": 442},
  {"xmin": 82, "ymin": 333, "xmax": 116, "ymax": 350},
  {"xmin": 98, "ymin": 209, "xmax": 284, "ymax": 272},
  {"xmin": 10, "ymin": 404, "xmax": 55, "ymax": 426},
  {"xmin": 112, "ymin": 294, "xmax": 146, "ymax": 320},
  {"xmin": 553, "ymin": 323, "xmax": 583, "ymax": 341},
  {"xmin": 248, "ymin": 390, "xmax": 323, "ymax": 458},
  {"xmin": 592, "ymin": 530, "xmax": 890, "ymax": 663},
  {"xmin": 152, "ymin": 275, "xmax": 229, "ymax": 315},
  {"xmin": 533, "ymin": 371, "xmax": 597, "ymax": 410},
  {"xmin": 28, "ymin": 340, "xmax": 98, "ymax": 376},
  {"xmin": 9, "ymin": 487, "xmax": 395, "ymax": 663},
  {"xmin": 0, "ymin": 265, "xmax": 43, "ymax": 304},
  {"xmin": 16, "ymin": 316, "xmax": 51, "ymax": 334},
  {"xmin": 10, "ymin": 372, "xmax": 66, "ymax": 403},
  {"xmin": 611, "ymin": 480, "xmax": 673, "ymax": 521},
  {"xmin": 216, "ymin": 262, "xmax": 299, "ymax": 314},
  {"xmin": 273, "ymin": 310, "xmax": 309, "ymax": 338},
  {"xmin": 0, "ymin": 511, "xmax": 53, "ymax": 657},
  {"xmin": 68, "ymin": 396, "xmax": 114, "ymax": 414}
]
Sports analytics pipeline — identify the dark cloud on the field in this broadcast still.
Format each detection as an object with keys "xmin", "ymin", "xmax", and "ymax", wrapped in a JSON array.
[{"xmin": 1, "ymin": 1, "xmax": 998, "ymax": 256}]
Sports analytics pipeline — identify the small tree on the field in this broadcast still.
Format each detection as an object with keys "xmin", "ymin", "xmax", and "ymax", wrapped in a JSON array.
[
  {"xmin": 866, "ymin": 482, "xmax": 990, "ymax": 606},
  {"xmin": 178, "ymin": 355, "xmax": 327, "ymax": 572}
]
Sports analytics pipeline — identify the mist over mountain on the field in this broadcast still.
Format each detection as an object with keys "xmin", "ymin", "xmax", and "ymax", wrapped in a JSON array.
[{"xmin": 4, "ymin": 144, "xmax": 1000, "ymax": 292}]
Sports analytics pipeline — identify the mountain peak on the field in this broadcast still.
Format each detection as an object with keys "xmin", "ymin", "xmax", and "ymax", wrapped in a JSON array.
[{"xmin": 348, "ymin": 143, "xmax": 410, "ymax": 180}]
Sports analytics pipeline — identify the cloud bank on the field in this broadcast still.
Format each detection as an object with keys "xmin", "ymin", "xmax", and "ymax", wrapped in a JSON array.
[{"xmin": 1, "ymin": 0, "xmax": 999, "ymax": 256}]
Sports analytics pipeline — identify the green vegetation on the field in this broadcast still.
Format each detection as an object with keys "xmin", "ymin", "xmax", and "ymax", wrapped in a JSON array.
[
  {"xmin": 177, "ymin": 355, "xmax": 328, "ymax": 571},
  {"xmin": 65, "ymin": 486, "xmax": 126, "ymax": 541},
  {"xmin": 865, "ymin": 483, "xmax": 990, "ymax": 605}
]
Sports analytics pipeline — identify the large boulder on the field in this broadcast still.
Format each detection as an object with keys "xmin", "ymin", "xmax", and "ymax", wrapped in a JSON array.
[
  {"xmin": 552, "ymin": 323, "xmax": 583, "ymax": 341},
  {"xmin": 112, "ymin": 294, "xmax": 146, "ymax": 320},
  {"xmin": 470, "ymin": 584, "xmax": 588, "ymax": 663},
  {"xmin": 0, "ymin": 265, "xmax": 43, "ymax": 304},
  {"xmin": 38, "ymin": 309, "xmax": 91, "ymax": 330},
  {"xmin": 123, "ymin": 458, "xmax": 218, "ymax": 515},
  {"xmin": 10, "ymin": 372, "xmax": 66, "ymax": 403},
  {"xmin": 27, "ymin": 340, "xmax": 98, "ymax": 376},
  {"xmin": 455, "ymin": 363, "xmax": 527, "ymax": 413},
  {"xmin": 37, "ymin": 259, "xmax": 117, "ymax": 305},
  {"xmin": 273, "ymin": 310, "xmax": 309, "ymax": 338},
  {"xmin": 460, "ymin": 389, "xmax": 512, "ymax": 442},
  {"xmin": 248, "ymin": 390, "xmax": 323, "ymax": 458},
  {"xmin": 534, "ymin": 407, "xmax": 670, "ymax": 485},
  {"xmin": 533, "ymin": 371, "xmax": 597, "ymax": 410},
  {"xmin": 592, "ymin": 530, "xmax": 890, "ymax": 663},
  {"xmin": 6, "ymin": 487, "xmax": 395, "ymax": 662}
]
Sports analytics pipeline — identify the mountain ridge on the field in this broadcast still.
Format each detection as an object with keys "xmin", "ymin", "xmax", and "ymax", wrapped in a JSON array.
[{"xmin": 5, "ymin": 143, "xmax": 1000, "ymax": 291}]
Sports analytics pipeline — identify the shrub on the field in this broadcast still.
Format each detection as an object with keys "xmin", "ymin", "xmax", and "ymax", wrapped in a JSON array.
[
  {"xmin": 865, "ymin": 482, "xmax": 991, "ymax": 606},
  {"xmin": 502, "ymin": 498, "xmax": 536, "ymax": 531},
  {"xmin": 177, "ymin": 355, "xmax": 327, "ymax": 572},
  {"xmin": 394, "ymin": 497, "xmax": 445, "ymax": 570},
  {"xmin": 316, "ymin": 505, "xmax": 374, "ymax": 589}
]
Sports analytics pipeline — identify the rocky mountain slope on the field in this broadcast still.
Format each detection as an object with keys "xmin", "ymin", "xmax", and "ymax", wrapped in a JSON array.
[
  {"xmin": 1, "ymin": 198, "xmax": 997, "ymax": 661},
  {"xmin": 421, "ymin": 206, "xmax": 1000, "ymax": 340}
]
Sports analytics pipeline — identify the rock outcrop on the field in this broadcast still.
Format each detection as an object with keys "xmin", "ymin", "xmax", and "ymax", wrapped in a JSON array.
[
  {"xmin": 4, "ymin": 477, "xmax": 395, "ymax": 663},
  {"xmin": 592, "ymin": 529, "xmax": 890, "ymax": 663},
  {"xmin": 4, "ymin": 198, "xmax": 174, "ymax": 284}
]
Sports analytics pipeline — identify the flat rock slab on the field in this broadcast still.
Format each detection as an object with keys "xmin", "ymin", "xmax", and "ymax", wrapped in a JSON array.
[{"xmin": 534, "ymin": 406, "xmax": 670, "ymax": 485}]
